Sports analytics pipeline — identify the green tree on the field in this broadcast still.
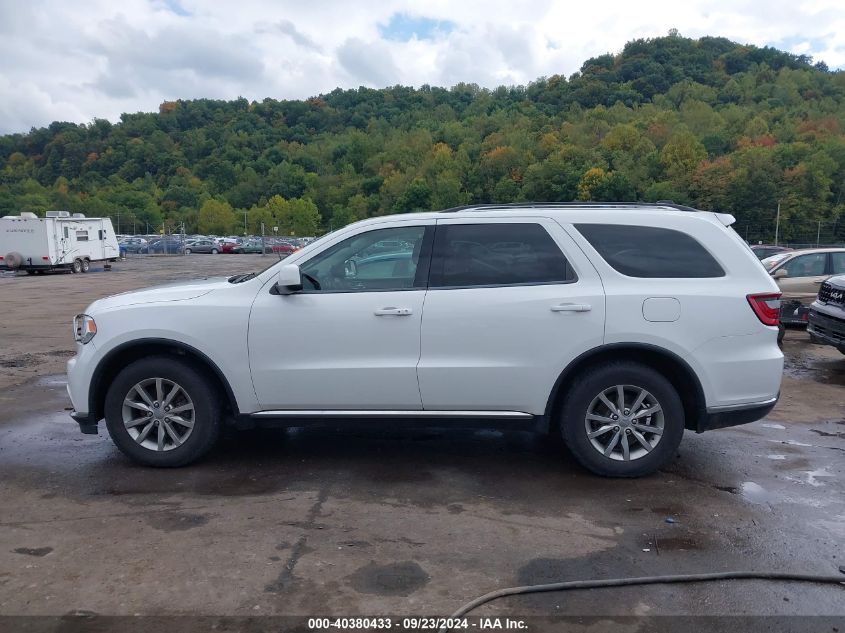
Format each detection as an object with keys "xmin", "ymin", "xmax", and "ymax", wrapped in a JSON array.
[{"xmin": 198, "ymin": 199, "xmax": 236, "ymax": 235}]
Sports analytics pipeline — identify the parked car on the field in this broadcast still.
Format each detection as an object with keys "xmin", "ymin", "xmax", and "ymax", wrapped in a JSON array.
[
  {"xmin": 269, "ymin": 240, "xmax": 297, "ymax": 256},
  {"xmin": 232, "ymin": 239, "xmax": 271, "ymax": 254},
  {"xmin": 762, "ymin": 248, "xmax": 845, "ymax": 325},
  {"xmin": 142, "ymin": 238, "xmax": 184, "ymax": 254},
  {"xmin": 808, "ymin": 275, "xmax": 845, "ymax": 354},
  {"xmin": 118, "ymin": 237, "xmax": 148, "ymax": 253},
  {"xmin": 184, "ymin": 239, "xmax": 220, "ymax": 255},
  {"xmin": 67, "ymin": 202, "xmax": 783, "ymax": 476},
  {"xmin": 750, "ymin": 244, "xmax": 791, "ymax": 260}
]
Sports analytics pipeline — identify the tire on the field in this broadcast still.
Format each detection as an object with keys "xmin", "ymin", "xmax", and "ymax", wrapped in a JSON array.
[
  {"xmin": 71, "ymin": 258, "xmax": 82, "ymax": 273},
  {"xmin": 25, "ymin": 270, "xmax": 36, "ymax": 275},
  {"xmin": 184, "ymin": 248, "xmax": 192, "ymax": 254},
  {"xmin": 211, "ymin": 248, "xmax": 219, "ymax": 255},
  {"xmin": 777, "ymin": 323, "xmax": 785, "ymax": 344},
  {"xmin": 81, "ymin": 258, "xmax": 90, "ymax": 273},
  {"xmin": 104, "ymin": 356, "xmax": 222, "ymax": 467},
  {"xmin": 559, "ymin": 362, "xmax": 684, "ymax": 478}
]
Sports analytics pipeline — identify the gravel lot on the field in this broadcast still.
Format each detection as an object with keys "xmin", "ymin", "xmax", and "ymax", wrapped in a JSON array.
[{"xmin": 0, "ymin": 255, "xmax": 843, "ymax": 628}]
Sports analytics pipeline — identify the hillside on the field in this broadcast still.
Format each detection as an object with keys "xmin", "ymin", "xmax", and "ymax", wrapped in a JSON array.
[{"xmin": 1, "ymin": 34, "xmax": 844, "ymax": 242}]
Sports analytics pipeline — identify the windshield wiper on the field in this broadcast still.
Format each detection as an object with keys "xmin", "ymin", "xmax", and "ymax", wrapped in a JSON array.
[{"xmin": 228, "ymin": 273, "xmax": 256, "ymax": 284}]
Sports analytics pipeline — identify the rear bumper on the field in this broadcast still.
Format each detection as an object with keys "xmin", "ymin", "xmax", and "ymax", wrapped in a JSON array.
[
  {"xmin": 696, "ymin": 395, "xmax": 779, "ymax": 432},
  {"xmin": 780, "ymin": 299, "xmax": 810, "ymax": 325}
]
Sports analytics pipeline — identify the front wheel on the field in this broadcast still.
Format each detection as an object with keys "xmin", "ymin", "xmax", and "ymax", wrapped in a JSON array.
[
  {"xmin": 560, "ymin": 362, "xmax": 684, "ymax": 477},
  {"xmin": 104, "ymin": 356, "xmax": 222, "ymax": 467},
  {"xmin": 211, "ymin": 248, "xmax": 219, "ymax": 254},
  {"xmin": 184, "ymin": 248, "xmax": 192, "ymax": 254}
]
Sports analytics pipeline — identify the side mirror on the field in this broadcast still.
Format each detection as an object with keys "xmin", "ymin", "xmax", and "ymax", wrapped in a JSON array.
[
  {"xmin": 772, "ymin": 268, "xmax": 788, "ymax": 279},
  {"xmin": 274, "ymin": 264, "xmax": 302, "ymax": 295}
]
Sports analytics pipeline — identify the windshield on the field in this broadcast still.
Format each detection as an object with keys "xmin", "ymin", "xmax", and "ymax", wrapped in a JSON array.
[
  {"xmin": 761, "ymin": 252, "xmax": 791, "ymax": 271},
  {"xmin": 227, "ymin": 230, "xmax": 341, "ymax": 283}
]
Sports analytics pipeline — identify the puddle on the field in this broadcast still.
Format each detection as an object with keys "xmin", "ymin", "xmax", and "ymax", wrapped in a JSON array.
[
  {"xmin": 760, "ymin": 423, "xmax": 785, "ymax": 430},
  {"xmin": 803, "ymin": 468, "xmax": 834, "ymax": 487},
  {"xmin": 739, "ymin": 481, "xmax": 780, "ymax": 505},
  {"xmin": 768, "ymin": 439, "xmax": 813, "ymax": 448}
]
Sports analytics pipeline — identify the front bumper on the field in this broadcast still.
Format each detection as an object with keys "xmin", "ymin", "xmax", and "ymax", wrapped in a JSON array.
[
  {"xmin": 696, "ymin": 394, "xmax": 780, "ymax": 432},
  {"xmin": 808, "ymin": 307, "xmax": 845, "ymax": 352}
]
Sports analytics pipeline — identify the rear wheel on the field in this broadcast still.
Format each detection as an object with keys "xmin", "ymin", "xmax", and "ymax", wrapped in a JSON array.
[
  {"xmin": 211, "ymin": 248, "xmax": 219, "ymax": 254},
  {"xmin": 81, "ymin": 258, "xmax": 90, "ymax": 273},
  {"xmin": 184, "ymin": 248, "xmax": 192, "ymax": 254},
  {"xmin": 560, "ymin": 362, "xmax": 684, "ymax": 477},
  {"xmin": 104, "ymin": 356, "xmax": 222, "ymax": 467},
  {"xmin": 71, "ymin": 258, "xmax": 82, "ymax": 273},
  {"xmin": 25, "ymin": 270, "xmax": 36, "ymax": 275}
]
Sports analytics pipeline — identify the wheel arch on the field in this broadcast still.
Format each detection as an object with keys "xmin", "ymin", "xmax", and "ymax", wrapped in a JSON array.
[
  {"xmin": 88, "ymin": 338, "xmax": 240, "ymax": 423},
  {"xmin": 543, "ymin": 343, "xmax": 706, "ymax": 433}
]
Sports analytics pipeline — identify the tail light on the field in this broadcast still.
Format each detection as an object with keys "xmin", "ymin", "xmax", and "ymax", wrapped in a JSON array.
[{"xmin": 747, "ymin": 293, "xmax": 781, "ymax": 326}]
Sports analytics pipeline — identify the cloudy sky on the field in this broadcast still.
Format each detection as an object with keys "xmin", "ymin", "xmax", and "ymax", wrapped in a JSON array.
[{"xmin": 0, "ymin": 0, "xmax": 843, "ymax": 134}]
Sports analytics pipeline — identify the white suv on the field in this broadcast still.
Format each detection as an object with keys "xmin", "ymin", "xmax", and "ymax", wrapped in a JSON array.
[{"xmin": 67, "ymin": 203, "xmax": 784, "ymax": 477}]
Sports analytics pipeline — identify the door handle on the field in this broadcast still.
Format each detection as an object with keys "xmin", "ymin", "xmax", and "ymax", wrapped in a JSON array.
[
  {"xmin": 374, "ymin": 307, "xmax": 413, "ymax": 316},
  {"xmin": 551, "ymin": 303, "xmax": 591, "ymax": 312}
]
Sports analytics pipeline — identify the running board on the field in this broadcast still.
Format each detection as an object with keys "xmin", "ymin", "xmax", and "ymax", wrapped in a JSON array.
[{"xmin": 250, "ymin": 409, "xmax": 534, "ymax": 420}]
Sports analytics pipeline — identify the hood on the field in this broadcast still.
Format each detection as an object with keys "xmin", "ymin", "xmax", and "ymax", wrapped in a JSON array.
[
  {"xmin": 89, "ymin": 277, "xmax": 232, "ymax": 311},
  {"xmin": 827, "ymin": 274, "xmax": 845, "ymax": 289}
]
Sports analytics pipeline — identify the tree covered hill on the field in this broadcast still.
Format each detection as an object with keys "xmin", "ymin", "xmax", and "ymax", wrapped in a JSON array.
[{"xmin": 1, "ymin": 33, "xmax": 844, "ymax": 241}]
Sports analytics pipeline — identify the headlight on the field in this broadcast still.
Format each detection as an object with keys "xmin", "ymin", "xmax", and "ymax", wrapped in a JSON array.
[{"xmin": 73, "ymin": 314, "xmax": 97, "ymax": 344}]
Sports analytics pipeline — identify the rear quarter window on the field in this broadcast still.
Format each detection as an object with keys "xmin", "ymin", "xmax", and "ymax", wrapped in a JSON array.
[{"xmin": 575, "ymin": 224, "xmax": 725, "ymax": 278}]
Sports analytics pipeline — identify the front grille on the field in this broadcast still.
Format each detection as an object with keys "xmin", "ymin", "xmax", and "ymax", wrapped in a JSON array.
[{"xmin": 818, "ymin": 281, "xmax": 845, "ymax": 307}]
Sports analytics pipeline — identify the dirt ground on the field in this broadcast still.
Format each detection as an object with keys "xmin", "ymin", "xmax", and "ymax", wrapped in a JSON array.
[{"xmin": 0, "ymin": 255, "xmax": 843, "ymax": 630}]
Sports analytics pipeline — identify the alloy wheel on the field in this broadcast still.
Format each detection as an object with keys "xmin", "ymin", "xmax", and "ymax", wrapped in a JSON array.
[
  {"xmin": 122, "ymin": 378, "xmax": 195, "ymax": 452},
  {"xmin": 584, "ymin": 384, "xmax": 664, "ymax": 462}
]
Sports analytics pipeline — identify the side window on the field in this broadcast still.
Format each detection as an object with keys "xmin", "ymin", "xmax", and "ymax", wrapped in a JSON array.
[
  {"xmin": 783, "ymin": 253, "xmax": 826, "ymax": 278},
  {"xmin": 299, "ymin": 225, "xmax": 431, "ymax": 292},
  {"xmin": 575, "ymin": 224, "xmax": 724, "ymax": 278},
  {"xmin": 830, "ymin": 252, "xmax": 845, "ymax": 274},
  {"xmin": 76, "ymin": 230, "xmax": 89, "ymax": 242},
  {"xmin": 429, "ymin": 223, "xmax": 575, "ymax": 288}
]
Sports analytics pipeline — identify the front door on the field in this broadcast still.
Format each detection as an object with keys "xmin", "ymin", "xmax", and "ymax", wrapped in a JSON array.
[
  {"xmin": 417, "ymin": 217, "xmax": 605, "ymax": 415},
  {"xmin": 248, "ymin": 221, "xmax": 434, "ymax": 410},
  {"xmin": 777, "ymin": 252, "xmax": 829, "ymax": 301}
]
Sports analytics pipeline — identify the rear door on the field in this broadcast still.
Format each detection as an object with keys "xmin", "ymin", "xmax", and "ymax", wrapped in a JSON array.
[{"xmin": 417, "ymin": 217, "xmax": 605, "ymax": 415}]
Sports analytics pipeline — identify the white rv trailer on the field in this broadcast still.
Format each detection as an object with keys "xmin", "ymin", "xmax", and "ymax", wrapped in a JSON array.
[{"xmin": 0, "ymin": 211, "xmax": 119, "ymax": 274}]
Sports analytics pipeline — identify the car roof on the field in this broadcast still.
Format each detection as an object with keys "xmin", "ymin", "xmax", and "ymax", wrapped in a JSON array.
[
  {"xmin": 778, "ymin": 247, "xmax": 845, "ymax": 256},
  {"xmin": 347, "ymin": 202, "xmax": 731, "ymax": 228}
]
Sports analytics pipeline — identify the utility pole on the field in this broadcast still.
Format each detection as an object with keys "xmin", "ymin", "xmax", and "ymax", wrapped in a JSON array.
[
  {"xmin": 116, "ymin": 212, "xmax": 121, "ymax": 234},
  {"xmin": 817, "ymin": 219, "xmax": 822, "ymax": 247},
  {"xmin": 261, "ymin": 222, "xmax": 265, "ymax": 257},
  {"xmin": 774, "ymin": 201, "xmax": 781, "ymax": 246},
  {"xmin": 244, "ymin": 210, "xmax": 248, "ymax": 236}
]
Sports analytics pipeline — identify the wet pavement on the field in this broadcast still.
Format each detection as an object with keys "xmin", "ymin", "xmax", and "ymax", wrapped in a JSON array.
[
  {"xmin": 1, "ymin": 354, "xmax": 844, "ymax": 622},
  {"xmin": 0, "ymin": 258, "xmax": 844, "ymax": 626}
]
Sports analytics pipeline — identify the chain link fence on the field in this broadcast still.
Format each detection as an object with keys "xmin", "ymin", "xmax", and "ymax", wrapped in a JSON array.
[{"xmin": 737, "ymin": 220, "xmax": 845, "ymax": 248}]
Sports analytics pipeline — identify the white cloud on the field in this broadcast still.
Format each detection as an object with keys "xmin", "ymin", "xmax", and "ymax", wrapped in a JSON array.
[{"xmin": 0, "ymin": 0, "xmax": 843, "ymax": 133}]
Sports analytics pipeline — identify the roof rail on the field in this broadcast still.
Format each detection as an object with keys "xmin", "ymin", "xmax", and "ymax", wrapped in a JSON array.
[{"xmin": 439, "ymin": 201, "xmax": 702, "ymax": 213}]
